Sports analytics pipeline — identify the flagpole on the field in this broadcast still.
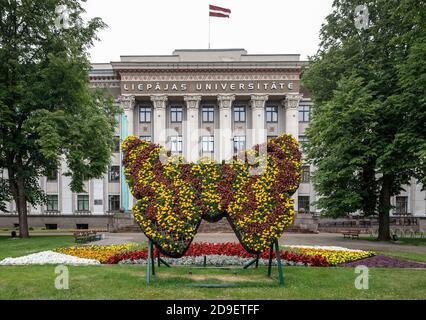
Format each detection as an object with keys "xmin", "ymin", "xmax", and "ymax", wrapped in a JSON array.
[{"xmin": 208, "ymin": 12, "xmax": 211, "ymax": 49}]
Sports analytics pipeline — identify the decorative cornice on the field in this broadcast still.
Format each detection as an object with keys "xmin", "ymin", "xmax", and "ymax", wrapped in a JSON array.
[
  {"xmin": 118, "ymin": 73, "xmax": 300, "ymax": 82},
  {"xmin": 117, "ymin": 95, "xmax": 135, "ymax": 110},
  {"xmin": 113, "ymin": 67, "xmax": 302, "ymax": 75}
]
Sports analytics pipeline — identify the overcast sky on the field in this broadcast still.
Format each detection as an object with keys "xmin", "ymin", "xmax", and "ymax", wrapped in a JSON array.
[{"xmin": 83, "ymin": 0, "xmax": 334, "ymax": 63}]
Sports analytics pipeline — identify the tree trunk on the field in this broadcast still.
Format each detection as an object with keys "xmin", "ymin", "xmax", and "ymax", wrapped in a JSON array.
[
  {"xmin": 378, "ymin": 174, "xmax": 392, "ymax": 241},
  {"xmin": 16, "ymin": 174, "xmax": 29, "ymax": 238},
  {"xmin": 361, "ymin": 161, "xmax": 377, "ymax": 216}
]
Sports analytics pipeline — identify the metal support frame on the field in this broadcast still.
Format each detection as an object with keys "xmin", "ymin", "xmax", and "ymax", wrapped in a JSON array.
[
  {"xmin": 243, "ymin": 256, "xmax": 259, "ymax": 269},
  {"xmin": 147, "ymin": 239, "xmax": 284, "ymax": 286},
  {"xmin": 157, "ymin": 251, "xmax": 171, "ymax": 268},
  {"xmin": 146, "ymin": 239, "xmax": 152, "ymax": 285},
  {"xmin": 275, "ymin": 240, "xmax": 285, "ymax": 286}
]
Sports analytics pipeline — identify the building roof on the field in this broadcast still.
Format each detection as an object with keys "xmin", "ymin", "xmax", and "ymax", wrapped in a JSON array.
[{"xmin": 90, "ymin": 49, "xmax": 306, "ymax": 74}]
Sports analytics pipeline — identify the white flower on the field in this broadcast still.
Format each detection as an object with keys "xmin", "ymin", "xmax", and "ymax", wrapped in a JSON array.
[
  {"xmin": 0, "ymin": 251, "xmax": 100, "ymax": 265},
  {"xmin": 286, "ymin": 245, "xmax": 367, "ymax": 252}
]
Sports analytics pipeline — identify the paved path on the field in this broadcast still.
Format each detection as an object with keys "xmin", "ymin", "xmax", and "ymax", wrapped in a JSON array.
[{"xmin": 91, "ymin": 232, "xmax": 426, "ymax": 254}]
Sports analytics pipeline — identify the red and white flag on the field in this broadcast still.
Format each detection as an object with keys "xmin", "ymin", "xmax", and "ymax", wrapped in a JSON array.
[{"xmin": 209, "ymin": 4, "xmax": 231, "ymax": 18}]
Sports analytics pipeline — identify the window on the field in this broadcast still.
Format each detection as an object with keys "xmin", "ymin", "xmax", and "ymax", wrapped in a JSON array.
[
  {"xmin": 395, "ymin": 196, "xmax": 408, "ymax": 215},
  {"xmin": 299, "ymin": 105, "xmax": 310, "ymax": 122},
  {"xmin": 202, "ymin": 136, "xmax": 214, "ymax": 153},
  {"xmin": 202, "ymin": 106, "xmax": 215, "ymax": 123},
  {"xmin": 234, "ymin": 136, "xmax": 246, "ymax": 153},
  {"xmin": 170, "ymin": 136, "xmax": 183, "ymax": 153},
  {"xmin": 170, "ymin": 106, "xmax": 183, "ymax": 123},
  {"xmin": 139, "ymin": 106, "xmax": 152, "ymax": 123},
  {"xmin": 108, "ymin": 195, "xmax": 120, "ymax": 212},
  {"xmin": 298, "ymin": 196, "xmax": 310, "ymax": 213},
  {"xmin": 299, "ymin": 135, "xmax": 309, "ymax": 151},
  {"xmin": 301, "ymin": 166, "xmax": 310, "ymax": 183},
  {"xmin": 76, "ymin": 224, "xmax": 89, "ymax": 230},
  {"xmin": 45, "ymin": 224, "xmax": 57, "ymax": 230},
  {"xmin": 108, "ymin": 166, "xmax": 120, "ymax": 182},
  {"xmin": 234, "ymin": 106, "xmax": 246, "ymax": 122},
  {"xmin": 77, "ymin": 194, "xmax": 89, "ymax": 212},
  {"xmin": 266, "ymin": 106, "xmax": 278, "ymax": 123},
  {"xmin": 46, "ymin": 169, "xmax": 58, "ymax": 182},
  {"xmin": 114, "ymin": 136, "xmax": 120, "ymax": 153},
  {"xmin": 139, "ymin": 136, "xmax": 152, "ymax": 142},
  {"xmin": 46, "ymin": 195, "xmax": 58, "ymax": 211}
]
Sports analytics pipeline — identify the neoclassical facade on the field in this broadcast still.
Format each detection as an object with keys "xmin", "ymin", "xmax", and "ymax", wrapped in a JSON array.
[{"xmin": 0, "ymin": 49, "xmax": 424, "ymax": 229}]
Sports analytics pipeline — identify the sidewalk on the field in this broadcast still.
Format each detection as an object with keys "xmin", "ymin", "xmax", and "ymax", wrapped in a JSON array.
[{"xmin": 91, "ymin": 232, "xmax": 426, "ymax": 254}]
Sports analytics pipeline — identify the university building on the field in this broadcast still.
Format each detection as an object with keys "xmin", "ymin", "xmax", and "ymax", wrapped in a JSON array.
[{"xmin": 1, "ymin": 49, "xmax": 425, "ymax": 230}]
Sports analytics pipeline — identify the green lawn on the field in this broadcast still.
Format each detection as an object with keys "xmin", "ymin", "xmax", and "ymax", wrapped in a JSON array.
[
  {"xmin": 0, "ymin": 235, "xmax": 76, "ymax": 260},
  {"xmin": 380, "ymin": 251, "xmax": 426, "ymax": 263},
  {"xmin": 360, "ymin": 236, "xmax": 426, "ymax": 246},
  {"xmin": 0, "ymin": 265, "xmax": 425, "ymax": 299},
  {"xmin": 1, "ymin": 235, "xmax": 426, "ymax": 300}
]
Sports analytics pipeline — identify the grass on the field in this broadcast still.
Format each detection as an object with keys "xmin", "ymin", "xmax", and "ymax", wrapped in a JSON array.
[
  {"xmin": 380, "ymin": 251, "xmax": 426, "ymax": 263},
  {"xmin": 0, "ymin": 265, "xmax": 425, "ymax": 299},
  {"xmin": 0, "ymin": 235, "xmax": 76, "ymax": 260},
  {"xmin": 360, "ymin": 236, "xmax": 426, "ymax": 246},
  {"xmin": 1, "ymin": 235, "xmax": 426, "ymax": 299}
]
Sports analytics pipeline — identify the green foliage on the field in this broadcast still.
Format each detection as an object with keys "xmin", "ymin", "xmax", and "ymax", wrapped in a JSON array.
[
  {"xmin": 0, "ymin": 1, "xmax": 120, "ymax": 234},
  {"xmin": 302, "ymin": 0, "xmax": 426, "ymax": 221}
]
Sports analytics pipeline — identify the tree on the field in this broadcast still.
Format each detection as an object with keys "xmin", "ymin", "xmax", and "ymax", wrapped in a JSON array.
[
  {"xmin": 302, "ymin": 0, "xmax": 426, "ymax": 240},
  {"xmin": 0, "ymin": 0, "xmax": 120, "ymax": 238}
]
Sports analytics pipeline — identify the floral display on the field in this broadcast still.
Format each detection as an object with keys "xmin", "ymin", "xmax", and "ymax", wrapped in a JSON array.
[
  {"xmin": 106, "ymin": 242, "xmax": 329, "ymax": 267},
  {"xmin": 290, "ymin": 247, "xmax": 375, "ymax": 266},
  {"xmin": 0, "ymin": 243, "xmax": 376, "ymax": 267},
  {"xmin": 121, "ymin": 134, "xmax": 302, "ymax": 257},
  {"xmin": 0, "ymin": 251, "xmax": 100, "ymax": 265},
  {"xmin": 56, "ymin": 244, "xmax": 136, "ymax": 263}
]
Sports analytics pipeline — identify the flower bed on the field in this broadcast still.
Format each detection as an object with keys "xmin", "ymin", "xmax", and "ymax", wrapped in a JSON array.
[
  {"xmin": 288, "ymin": 246, "xmax": 375, "ymax": 266},
  {"xmin": 0, "ymin": 251, "xmax": 100, "ymax": 265},
  {"xmin": 56, "ymin": 244, "xmax": 136, "ymax": 263},
  {"xmin": 0, "ymin": 243, "xmax": 376, "ymax": 267},
  {"xmin": 106, "ymin": 242, "xmax": 329, "ymax": 267}
]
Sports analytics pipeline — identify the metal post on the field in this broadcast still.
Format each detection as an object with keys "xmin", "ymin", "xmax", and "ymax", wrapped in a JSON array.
[
  {"xmin": 157, "ymin": 249, "xmax": 160, "ymax": 267},
  {"xmin": 243, "ymin": 258, "xmax": 258, "ymax": 269},
  {"xmin": 146, "ymin": 239, "xmax": 152, "ymax": 285},
  {"xmin": 158, "ymin": 257, "xmax": 171, "ymax": 268},
  {"xmin": 267, "ymin": 243, "xmax": 273, "ymax": 277},
  {"xmin": 275, "ymin": 240, "xmax": 284, "ymax": 286},
  {"xmin": 150, "ymin": 240, "xmax": 155, "ymax": 276}
]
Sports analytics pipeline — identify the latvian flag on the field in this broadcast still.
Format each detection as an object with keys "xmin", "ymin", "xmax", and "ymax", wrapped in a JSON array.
[{"xmin": 209, "ymin": 4, "xmax": 231, "ymax": 18}]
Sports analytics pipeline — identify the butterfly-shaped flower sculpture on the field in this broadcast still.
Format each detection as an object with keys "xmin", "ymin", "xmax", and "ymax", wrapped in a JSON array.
[{"xmin": 122, "ymin": 134, "xmax": 301, "ymax": 258}]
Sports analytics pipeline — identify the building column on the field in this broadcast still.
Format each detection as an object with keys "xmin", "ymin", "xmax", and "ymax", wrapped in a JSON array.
[
  {"xmin": 217, "ymin": 94, "xmax": 235, "ymax": 162},
  {"xmin": 283, "ymin": 93, "xmax": 302, "ymax": 212},
  {"xmin": 151, "ymin": 95, "xmax": 168, "ymax": 146},
  {"xmin": 250, "ymin": 94, "xmax": 268, "ymax": 146},
  {"xmin": 283, "ymin": 93, "xmax": 302, "ymax": 139},
  {"xmin": 184, "ymin": 95, "xmax": 201, "ymax": 162},
  {"xmin": 118, "ymin": 95, "xmax": 135, "ymax": 212},
  {"xmin": 119, "ymin": 95, "xmax": 136, "ymax": 137},
  {"xmin": 60, "ymin": 160, "xmax": 73, "ymax": 215}
]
